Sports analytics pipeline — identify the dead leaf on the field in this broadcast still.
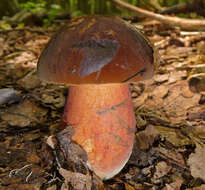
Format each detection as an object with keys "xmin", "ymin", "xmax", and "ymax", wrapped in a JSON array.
[
  {"xmin": 33, "ymin": 85, "xmax": 66, "ymax": 109},
  {"xmin": 135, "ymin": 125, "xmax": 159, "ymax": 150},
  {"xmin": 59, "ymin": 168, "xmax": 91, "ymax": 190},
  {"xmin": 188, "ymin": 73, "xmax": 205, "ymax": 95},
  {"xmin": 154, "ymin": 74, "xmax": 169, "ymax": 83},
  {"xmin": 17, "ymin": 69, "xmax": 42, "ymax": 90},
  {"xmin": 158, "ymin": 146, "xmax": 185, "ymax": 168},
  {"xmin": 0, "ymin": 88, "xmax": 21, "ymax": 105},
  {"xmin": 153, "ymin": 161, "xmax": 172, "ymax": 179},
  {"xmin": 155, "ymin": 125, "xmax": 192, "ymax": 147},
  {"xmin": 191, "ymin": 184, "xmax": 205, "ymax": 190},
  {"xmin": 163, "ymin": 180, "xmax": 183, "ymax": 190},
  {"xmin": 1, "ymin": 99, "xmax": 48, "ymax": 127},
  {"xmin": 0, "ymin": 37, "xmax": 4, "ymax": 56},
  {"xmin": 187, "ymin": 144, "xmax": 205, "ymax": 181},
  {"xmin": 152, "ymin": 84, "xmax": 169, "ymax": 99},
  {"xmin": 168, "ymin": 71, "xmax": 187, "ymax": 84},
  {"xmin": 125, "ymin": 183, "xmax": 135, "ymax": 190}
]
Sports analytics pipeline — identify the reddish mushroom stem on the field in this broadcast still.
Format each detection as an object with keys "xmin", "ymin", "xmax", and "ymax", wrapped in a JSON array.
[{"xmin": 63, "ymin": 83, "xmax": 136, "ymax": 179}]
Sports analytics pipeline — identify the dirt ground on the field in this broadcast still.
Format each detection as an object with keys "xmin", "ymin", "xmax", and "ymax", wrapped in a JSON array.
[{"xmin": 0, "ymin": 20, "xmax": 205, "ymax": 190}]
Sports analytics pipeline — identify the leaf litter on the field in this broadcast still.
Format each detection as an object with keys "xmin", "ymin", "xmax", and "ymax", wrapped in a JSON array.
[{"xmin": 0, "ymin": 22, "xmax": 205, "ymax": 190}]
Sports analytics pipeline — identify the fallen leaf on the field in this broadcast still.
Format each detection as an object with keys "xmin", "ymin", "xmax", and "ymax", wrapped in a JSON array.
[
  {"xmin": 135, "ymin": 125, "xmax": 159, "ymax": 150},
  {"xmin": 59, "ymin": 168, "xmax": 91, "ymax": 190},
  {"xmin": 187, "ymin": 144, "xmax": 205, "ymax": 181},
  {"xmin": 188, "ymin": 73, "xmax": 205, "ymax": 95},
  {"xmin": 1, "ymin": 99, "xmax": 48, "ymax": 127},
  {"xmin": 125, "ymin": 183, "xmax": 135, "ymax": 190},
  {"xmin": 163, "ymin": 180, "xmax": 183, "ymax": 190},
  {"xmin": 17, "ymin": 69, "xmax": 42, "ymax": 90},
  {"xmin": 154, "ymin": 125, "xmax": 192, "ymax": 147},
  {"xmin": 153, "ymin": 161, "xmax": 172, "ymax": 179},
  {"xmin": 0, "ymin": 88, "xmax": 21, "ymax": 106}
]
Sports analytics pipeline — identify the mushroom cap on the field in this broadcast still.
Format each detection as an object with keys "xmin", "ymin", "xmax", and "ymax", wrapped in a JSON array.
[{"xmin": 37, "ymin": 15, "xmax": 155, "ymax": 85}]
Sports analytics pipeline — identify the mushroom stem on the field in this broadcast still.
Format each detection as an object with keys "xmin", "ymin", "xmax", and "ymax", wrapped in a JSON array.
[{"xmin": 63, "ymin": 83, "xmax": 136, "ymax": 179}]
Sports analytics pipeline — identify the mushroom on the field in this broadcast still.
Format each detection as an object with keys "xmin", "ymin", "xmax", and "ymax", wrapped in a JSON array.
[{"xmin": 37, "ymin": 15, "xmax": 156, "ymax": 180}]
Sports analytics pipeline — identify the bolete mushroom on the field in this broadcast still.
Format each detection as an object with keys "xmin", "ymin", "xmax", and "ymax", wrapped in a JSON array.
[{"xmin": 37, "ymin": 15, "xmax": 156, "ymax": 180}]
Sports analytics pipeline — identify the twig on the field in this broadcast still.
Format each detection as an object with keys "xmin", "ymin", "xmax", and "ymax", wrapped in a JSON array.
[
  {"xmin": 108, "ymin": 0, "xmax": 205, "ymax": 31},
  {"xmin": 160, "ymin": 0, "xmax": 205, "ymax": 17},
  {"xmin": 0, "ymin": 27, "xmax": 54, "ymax": 35},
  {"xmin": 9, "ymin": 164, "xmax": 32, "ymax": 178}
]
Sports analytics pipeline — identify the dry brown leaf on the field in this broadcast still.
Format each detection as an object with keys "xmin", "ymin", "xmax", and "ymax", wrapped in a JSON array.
[
  {"xmin": 1, "ymin": 99, "xmax": 48, "ymax": 127},
  {"xmin": 135, "ymin": 125, "xmax": 159, "ymax": 150},
  {"xmin": 187, "ymin": 144, "xmax": 205, "ymax": 181},
  {"xmin": 17, "ymin": 69, "xmax": 42, "ymax": 90},
  {"xmin": 125, "ymin": 183, "xmax": 135, "ymax": 190},
  {"xmin": 59, "ymin": 168, "xmax": 91, "ymax": 190},
  {"xmin": 153, "ymin": 161, "xmax": 172, "ymax": 179},
  {"xmin": 188, "ymin": 73, "xmax": 205, "ymax": 95},
  {"xmin": 163, "ymin": 180, "xmax": 183, "ymax": 190}
]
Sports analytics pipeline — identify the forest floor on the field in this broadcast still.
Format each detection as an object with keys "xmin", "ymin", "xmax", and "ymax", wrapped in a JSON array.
[{"xmin": 0, "ymin": 20, "xmax": 205, "ymax": 190}]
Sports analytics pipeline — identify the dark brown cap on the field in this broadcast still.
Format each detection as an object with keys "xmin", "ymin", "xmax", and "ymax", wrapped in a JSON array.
[{"xmin": 37, "ymin": 15, "xmax": 155, "ymax": 85}]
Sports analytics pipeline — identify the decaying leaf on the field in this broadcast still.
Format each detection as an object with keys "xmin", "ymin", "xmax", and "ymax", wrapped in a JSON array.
[
  {"xmin": 59, "ymin": 168, "xmax": 92, "ymax": 190},
  {"xmin": 163, "ymin": 179, "xmax": 183, "ymax": 190},
  {"xmin": 0, "ymin": 88, "xmax": 21, "ymax": 106},
  {"xmin": 187, "ymin": 144, "xmax": 205, "ymax": 181},
  {"xmin": 135, "ymin": 124, "xmax": 159, "ymax": 150},
  {"xmin": 188, "ymin": 73, "xmax": 205, "ymax": 95},
  {"xmin": 153, "ymin": 161, "xmax": 172, "ymax": 180},
  {"xmin": 1, "ymin": 99, "xmax": 48, "ymax": 127}
]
